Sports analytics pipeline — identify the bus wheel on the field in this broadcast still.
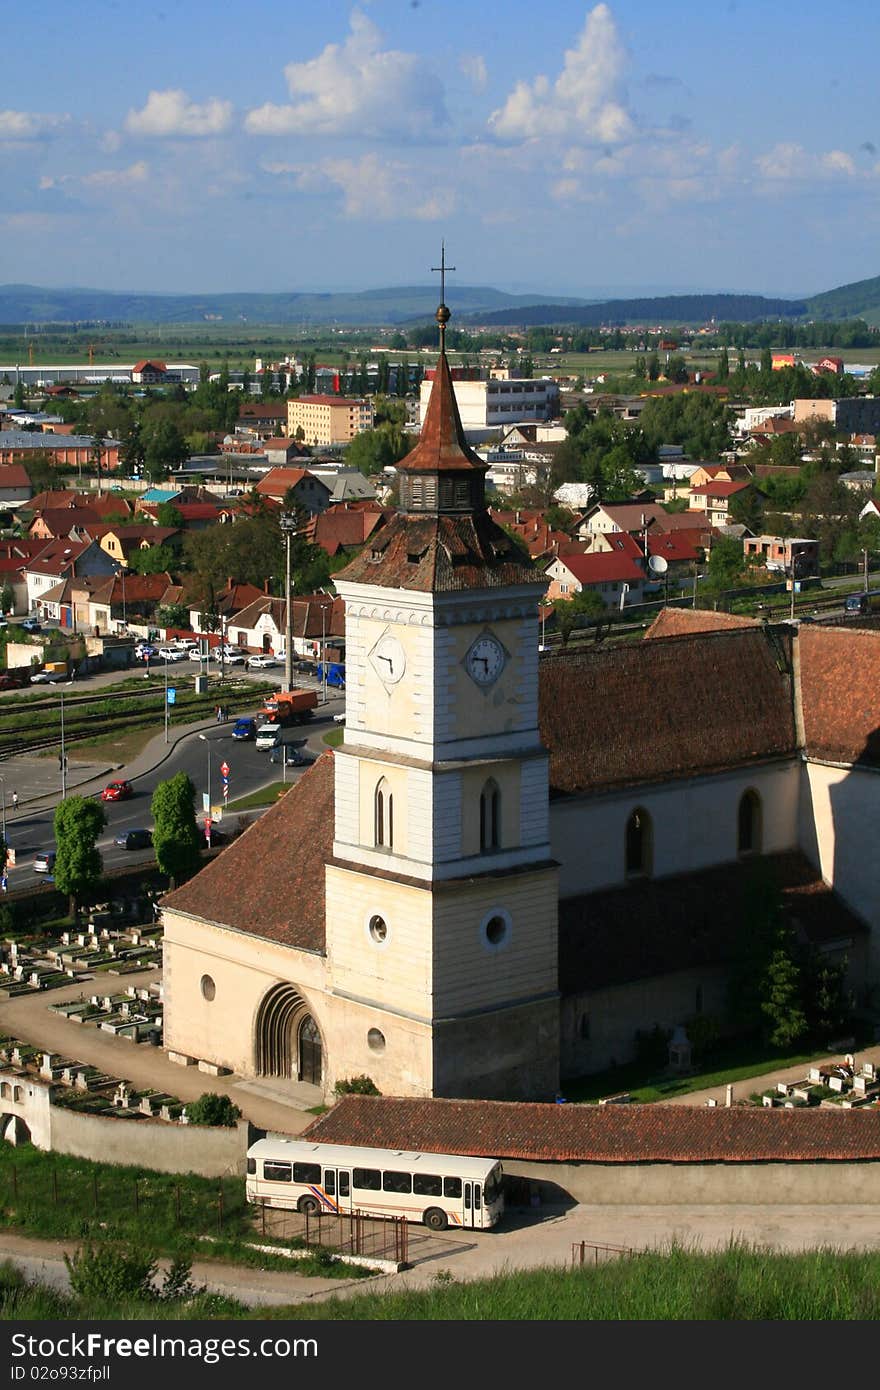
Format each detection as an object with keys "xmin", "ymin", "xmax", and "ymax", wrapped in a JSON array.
[
  {"xmin": 423, "ymin": 1208, "xmax": 447, "ymax": 1232},
  {"xmin": 298, "ymin": 1195, "xmax": 320, "ymax": 1215}
]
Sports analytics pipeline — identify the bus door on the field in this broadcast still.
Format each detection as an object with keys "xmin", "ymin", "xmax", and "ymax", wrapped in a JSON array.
[
  {"xmin": 463, "ymin": 1180, "xmax": 482, "ymax": 1229},
  {"xmin": 322, "ymin": 1167, "xmax": 352, "ymax": 1215}
]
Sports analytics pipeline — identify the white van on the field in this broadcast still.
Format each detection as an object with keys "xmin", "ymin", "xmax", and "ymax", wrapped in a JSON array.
[{"xmin": 255, "ymin": 722, "xmax": 282, "ymax": 750}]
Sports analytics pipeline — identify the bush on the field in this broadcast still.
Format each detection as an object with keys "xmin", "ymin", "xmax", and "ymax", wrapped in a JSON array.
[
  {"xmin": 65, "ymin": 1243, "xmax": 156, "ymax": 1301},
  {"xmin": 333, "ymin": 1075, "xmax": 381, "ymax": 1096},
  {"xmin": 185, "ymin": 1092, "xmax": 241, "ymax": 1127}
]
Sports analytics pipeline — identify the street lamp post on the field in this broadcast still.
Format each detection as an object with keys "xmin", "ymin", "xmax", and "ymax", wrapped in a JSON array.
[
  {"xmin": 164, "ymin": 657, "xmax": 169, "ymax": 744},
  {"xmin": 198, "ymin": 733, "xmax": 212, "ymax": 809},
  {"xmin": 280, "ymin": 513, "xmax": 302, "ymax": 695},
  {"xmin": 60, "ymin": 691, "xmax": 67, "ymax": 798},
  {"xmin": 0, "ymin": 777, "xmax": 6, "ymax": 845}
]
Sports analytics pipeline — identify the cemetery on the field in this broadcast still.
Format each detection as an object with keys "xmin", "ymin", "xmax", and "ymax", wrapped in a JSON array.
[{"xmin": 759, "ymin": 1056, "xmax": 879, "ymax": 1109}]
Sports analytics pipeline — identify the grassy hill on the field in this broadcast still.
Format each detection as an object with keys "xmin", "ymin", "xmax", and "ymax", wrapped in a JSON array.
[
  {"xmin": 806, "ymin": 273, "xmax": 880, "ymax": 323},
  {"xmin": 465, "ymin": 292, "xmax": 807, "ymax": 328}
]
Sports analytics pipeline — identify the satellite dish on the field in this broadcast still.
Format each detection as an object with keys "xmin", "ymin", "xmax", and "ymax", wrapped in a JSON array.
[{"xmin": 648, "ymin": 554, "xmax": 668, "ymax": 575}]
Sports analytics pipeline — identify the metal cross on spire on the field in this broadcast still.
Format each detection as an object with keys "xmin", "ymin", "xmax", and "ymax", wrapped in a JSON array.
[{"xmin": 431, "ymin": 241, "xmax": 455, "ymax": 350}]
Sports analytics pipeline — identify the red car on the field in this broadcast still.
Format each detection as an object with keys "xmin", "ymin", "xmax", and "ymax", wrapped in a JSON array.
[{"xmin": 101, "ymin": 780, "xmax": 133, "ymax": 802}]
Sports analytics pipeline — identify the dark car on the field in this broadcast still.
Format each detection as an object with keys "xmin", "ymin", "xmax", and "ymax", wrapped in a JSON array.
[
  {"xmin": 0, "ymin": 671, "xmax": 27, "ymax": 691},
  {"xmin": 101, "ymin": 779, "xmax": 133, "ymax": 802},
  {"xmin": 232, "ymin": 717, "xmax": 257, "ymax": 741},
  {"xmin": 269, "ymin": 744, "xmax": 313, "ymax": 767},
  {"xmin": 114, "ymin": 828, "xmax": 153, "ymax": 851}
]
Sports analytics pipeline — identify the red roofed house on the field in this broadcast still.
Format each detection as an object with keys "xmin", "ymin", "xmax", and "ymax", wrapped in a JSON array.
[
  {"xmin": 159, "ymin": 331, "xmax": 880, "ymax": 1108},
  {"xmin": 254, "ymin": 467, "xmax": 332, "ymax": 513},
  {"xmin": 0, "ymin": 464, "xmax": 32, "ymax": 505},
  {"xmin": 309, "ymin": 502, "xmax": 389, "ymax": 558},
  {"xmin": 131, "ymin": 360, "xmax": 168, "ymax": 384},
  {"xmin": 545, "ymin": 547, "xmax": 646, "ymax": 607},
  {"xmin": 688, "ymin": 478, "xmax": 754, "ymax": 526}
]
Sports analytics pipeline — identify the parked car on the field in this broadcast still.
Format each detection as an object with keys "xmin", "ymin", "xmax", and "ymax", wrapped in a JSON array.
[
  {"xmin": 247, "ymin": 654, "xmax": 278, "ymax": 670},
  {"xmin": 0, "ymin": 671, "xmax": 28, "ymax": 690},
  {"xmin": 114, "ymin": 827, "xmax": 152, "ymax": 851},
  {"xmin": 157, "ymin": 647, "xmax": 186, "ymax": 662},
  {"xmin": 101, "ymin": 779, "xmax": 133, "ymax": 802},
  {"xmin": 224, "ymin": 652, "xmax": 246, "ymax": 666},
  {"xmin": 30, "ymin": 670, "xmax": 64, "ymax": 684},
  {"xmin": 33, "ymin": 851, "xmax": 56, "ymax": 875},
  {"xmin": 20, "ymin": 617, "xmax": 42, "ymax": 633},
  {"xmin": 232, "ymin": 717, "xmax": 257, "ymax": 741},
  {"xmin": 135, "ymin": 644, "xmax": 157, "ymax": 660}
]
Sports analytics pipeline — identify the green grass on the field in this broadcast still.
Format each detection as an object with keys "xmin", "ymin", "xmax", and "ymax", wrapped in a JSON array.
[
  {"xmin": 563, "ymin": 1037, "xmax": 850, "ymax": 1104},
  {"xmin": 323, "ymin": 727, "xmax": 344, "ymax": 747},
  {"xmin": 226, "ymin": 782, "xmax": 288, "ymax": 811},
  {"xmin": 3, "ymin": 1244, "xmax": 880, "ymax": 1320}
]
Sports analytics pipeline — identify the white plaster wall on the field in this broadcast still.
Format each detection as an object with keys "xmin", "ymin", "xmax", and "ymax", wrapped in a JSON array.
[
  {"xmin": 801, "ymin": 761, "xmax": 880, "ymax": 982},
  {"xmin": 552, "ymin": 761, "xmax": 801, "ymax": 900}
]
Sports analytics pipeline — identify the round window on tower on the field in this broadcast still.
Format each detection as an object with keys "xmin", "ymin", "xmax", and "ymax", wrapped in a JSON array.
[
  {"xmin": 367, "ymin": 1028, "xmax": 386, "ymax": 1053},
  {"xmin": 365, "ymin": 912, "xmax": 390, "ymax": 946},
  {"xmin": 480, "ymin": 908, "xmax": 512, "ymax": 953},
  {"xmin": 200, "ymin": 975, "xmax": 216, "ymax": 1002}
]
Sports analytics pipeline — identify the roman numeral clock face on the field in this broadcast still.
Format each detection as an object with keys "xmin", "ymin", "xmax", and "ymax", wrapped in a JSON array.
[{"xmin": 465, "ymin": 633, "xmax": 506, "ymax": 687}]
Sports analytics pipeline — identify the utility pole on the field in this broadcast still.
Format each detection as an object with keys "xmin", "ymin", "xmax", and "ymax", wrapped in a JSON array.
[
  {"xmin": 280, "ymin": 513, "xmax": 306, "ymax": 694},
  {"xmin": 864, "ymin": 548, "xmax": 870, "ymax": 591},
  {"xmin": 60, "ymin": 693, "xmax": 67, "ymax": 798}
]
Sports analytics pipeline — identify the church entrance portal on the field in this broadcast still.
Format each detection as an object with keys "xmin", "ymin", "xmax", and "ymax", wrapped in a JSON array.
[{"xmin": 255, "ymin": 984, "xmax": 323, "ymax": 1084}]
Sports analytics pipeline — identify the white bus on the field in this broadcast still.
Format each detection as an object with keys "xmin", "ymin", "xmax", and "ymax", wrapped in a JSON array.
[{"xmin": 245, "ymin": 1137, "xmax": 504, "ymax": 1232}]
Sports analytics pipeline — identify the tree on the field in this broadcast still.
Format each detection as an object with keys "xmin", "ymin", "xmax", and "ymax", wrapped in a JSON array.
[
  {"xmin": 552, "ymin": 590, "xmax": 606, "ymax": 644},
  {"xmin": 0, "ymin": 581, "xmax": 13, "ymax": 615},
  {"xmin": 151, "ymin": 772, "xmax": 202, "ymax": 889},
  {"xmin": 142, "ymin": 418, "xmax": 188, "ymax": 479},
  {"xmin": 186, "ymin": 1092, "xmax": 241, "ymax": 1127},
  {"xmin": 127, "ymin": 544, "xmax": 177, "ymax": 575},
  {"xmin": 53, "ymin": 796, "xmax": 105, "ymax": 921},
  {"xmin": 156, "ymin": 502, "xmax": 184, "ymax": 528},
  {"xmin": 13, "ymin": 381, "xmax": 25, "ymax": 408},
  {"xmin": 717, "ymin": 348, "xmax": 730, "ymax": 380},
  {"xmin": 761, "ymin": 929, "xmax": 808, "ymax": 1048}
]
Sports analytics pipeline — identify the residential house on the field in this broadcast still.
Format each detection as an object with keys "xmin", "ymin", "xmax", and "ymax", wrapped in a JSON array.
[
  {"xmin": 187, "ymin": 579, "xmax": 266, "ymax": 637},
  {"xmin": 254, "ymin": 468, "xmax": 332, "ymax": 513},
  {"xmin": 687, "ymin": 479, "xmax": 754, "ymax": 527},
  {"xmin": 742, "ymin": 536, "xmax": 819, "ymax": 578},
  {"xmin": 265, "ymin": 438, "xmax": 307, "ymax": 467},
  {"xmin": 236, "ymin": 401, "xmax": 289, "ymax": 438},
  {"xmin": 0, "ymin": 539, "xmax": 46, "ymax": 613},
  {"xmin": 306, "ymin": 466, "xmax": 378, "ymax": 504},
  {"xmin": 224, "ymin": 592, "xmax": 344, "ymax": 658},
  {"xmin": 575, "ymin": 501, "xmax": 712, "ymax": 544},
  {"xmin": 309, "ymin": 502, "xmax": 389, "ymax": 559},
  {"xmin": 131, "ymin": 360, "xmax": 169, "ymax": 385},
  {"xmin": 23, "ymin": 538, "xmax": 119, "ymax": 617},
  {"xmin": 545, "ymin": 549, "xmax": 646, "ymax": 608},
  {"xmin": 0, "ymin": 464, "xmax": 31, "ymax": 506},
  {"xmin": 95, "ymin": 525, "xmax": 180, "ymax": 568}
]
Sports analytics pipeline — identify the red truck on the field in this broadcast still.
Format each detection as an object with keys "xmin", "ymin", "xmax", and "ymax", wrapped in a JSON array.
[{"xmin": 257, "ymin": 688, "xmax": 318, "ymax": 726}]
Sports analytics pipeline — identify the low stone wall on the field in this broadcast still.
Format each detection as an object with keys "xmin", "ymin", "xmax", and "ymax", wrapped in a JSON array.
[
  {"xmin": 505, "ymin": 1156, "xmax": 880, "ymax": 1206},
  {"xmin": 0, "ymin": 1071, "xmax": 249, "ymax": 1176}
]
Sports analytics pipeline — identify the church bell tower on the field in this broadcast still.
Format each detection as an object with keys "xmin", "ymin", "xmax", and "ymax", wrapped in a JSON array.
[{"xmin": 325, "ymin": 257, "xmax": 559, "ymax": 1099}]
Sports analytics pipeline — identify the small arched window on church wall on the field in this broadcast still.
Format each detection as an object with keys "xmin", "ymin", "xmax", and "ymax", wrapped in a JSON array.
[
  {"xmin": 625, "ymin": 807, "xmax": 653, "ymax": 878},
  {"xmin": 374, "ymin": 778, "xmax": 393, "ymax": 851},
  {"xmin": 738, "ymin": 789, "xmax": 762, "ymax": 857},
  {"xmin": 480, "ymin": 779, "xmax": 501, "ymax": 852}
]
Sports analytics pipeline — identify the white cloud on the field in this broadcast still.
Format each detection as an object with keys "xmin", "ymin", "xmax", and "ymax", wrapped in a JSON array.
[
  {"xmin": 0, "ymin": 109, "xmax": 69, "ymax": 140},
  {"xmin": 756, "ymin": 142, "xmax": 857, "ymax": 181},
  {"xmin": 245, "ymin": 10, "xmax": 447, "ymax": 139},
  {"xmin": 82, "ymin": 161, "xmax": 150, "ymax": 188},
  {"xmin": 460, "ymin": 54, "xmax": 488, "ymax": 92},
  {"xmin": 125, "ymin": 90, "xmax": 233, "ymax": 138},
  {"xmin": 264, "ymin": 152, "xmax": 452, "ymax": 221},
  {"xmin": 489, "ymin": 3, "xmax": 633, "ymax": 144}
]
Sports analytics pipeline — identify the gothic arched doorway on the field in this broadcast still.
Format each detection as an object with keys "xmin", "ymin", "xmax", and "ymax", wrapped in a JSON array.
[{"xmin": 254, "ymin": 984, "xmax": 323, "ymax": 1084}]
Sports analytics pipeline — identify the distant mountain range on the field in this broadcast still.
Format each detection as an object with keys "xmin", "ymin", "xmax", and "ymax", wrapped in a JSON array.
[{"xmin": 0, "ymin": 273, "xmax": 878, "ymax": 328}]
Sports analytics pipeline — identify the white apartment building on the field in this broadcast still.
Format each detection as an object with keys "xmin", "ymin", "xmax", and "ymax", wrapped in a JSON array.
[{"xmin": 419, "ymin": 376, "xmax": 560, "ymax": 430}]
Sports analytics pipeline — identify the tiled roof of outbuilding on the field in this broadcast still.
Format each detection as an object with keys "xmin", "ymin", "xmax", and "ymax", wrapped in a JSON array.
[
  {"xmin": 644, "ymin": 608, "xmax": 757, "ymax": 639},
  {"xmin": 798, "ymin": 625, "xmax": 880, "ymax": 767},
  {"xmin": 538, "ymin": 626, "xmax": 796, "ymax": 794},
  {"xmin": 303, "ymin": 1094, "xmax": 880, "ymax": 1163},
  {"xmin": 161, "ymin": 752, "xmax": 334, "ymax": 953}
]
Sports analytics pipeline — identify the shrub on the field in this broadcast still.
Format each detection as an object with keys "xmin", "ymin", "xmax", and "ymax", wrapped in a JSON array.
[
  {"xmin": 334, "ymin": 1075, "xmax": 381, "ymax": 1096},
  {"xmin": 185, "ymin": 1092, "xmax": 241, "ymax": 1127},
  {"xmin": 65, "ymin": 1243, "xmax": 156, "ymax": 1301}
]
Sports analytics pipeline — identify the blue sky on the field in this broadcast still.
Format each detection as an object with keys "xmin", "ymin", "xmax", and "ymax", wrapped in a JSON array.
[{"xmin": 2, "ymin": 1, "xmax": 878, "ymax": 299}]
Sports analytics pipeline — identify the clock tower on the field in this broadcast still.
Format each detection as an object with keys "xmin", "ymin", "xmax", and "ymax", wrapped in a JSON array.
[{"xmin": 326, "ymin": 293, "xmax": 559, "ymax": 1099}]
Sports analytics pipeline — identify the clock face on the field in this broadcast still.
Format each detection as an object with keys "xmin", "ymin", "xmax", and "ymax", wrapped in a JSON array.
[
  {"xmin": 466, "ymin": 633, "xmax": 506, "ymax": 687},
  {"xmin": 369, "ymin": 633, "xmax": 406, "ymax": 685}
]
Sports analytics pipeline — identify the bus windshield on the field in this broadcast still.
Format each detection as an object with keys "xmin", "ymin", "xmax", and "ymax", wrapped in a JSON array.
[{"xmin": 483, "ymin": 1164, "xmax": 503, "ymax": 1206}]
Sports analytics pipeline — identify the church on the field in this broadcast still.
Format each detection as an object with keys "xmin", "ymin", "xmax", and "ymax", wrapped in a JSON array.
[{"xmin": 161, "ymin": 302, "xmax": 880, "ymax": 1102}]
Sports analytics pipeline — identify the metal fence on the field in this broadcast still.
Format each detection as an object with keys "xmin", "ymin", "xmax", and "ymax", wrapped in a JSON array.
[
  {"xmin": 256, "ymin": 1202, "xmax": 409, "ymax": 1265},
  {"xmin": 571, "ymin": 1240, "xmax": 639, "ymax": 1267}
]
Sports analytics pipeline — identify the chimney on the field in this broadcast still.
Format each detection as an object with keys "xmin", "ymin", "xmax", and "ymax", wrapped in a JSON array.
[{"xmin": 725, "ymin": 1084, "xmax": 733, "ymax": 1107}]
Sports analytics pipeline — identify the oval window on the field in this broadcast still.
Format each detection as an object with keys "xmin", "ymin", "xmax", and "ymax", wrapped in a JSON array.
[
  {"xmin": 367, "ymin": 1028, "xmax": 386, "ymax": 1053},
  {"xmin": 200, "ymin": 975, "xmax": 216, "ymax": 1001}
]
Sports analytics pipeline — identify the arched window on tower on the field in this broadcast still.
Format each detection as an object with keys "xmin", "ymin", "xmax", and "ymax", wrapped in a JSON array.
[
  {"xmin": 625, "ymin": 808, "xmax": 653, "ymax": 878},
  {"xmin": 738, "ymin": 789, "xmax": 762, "ymax": 857},
  {"xmin": 480, "ymin": 778, "xmax": 501, "ymax": 852},
  {"xmin": 374, "ymin": 778, "xmax": 393, "ymax": 851}
]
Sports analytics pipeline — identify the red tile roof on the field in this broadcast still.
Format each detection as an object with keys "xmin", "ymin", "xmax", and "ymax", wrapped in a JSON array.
[
  {"xmin": 550, "ymin": 551, "xmax": 644, "ymax": 585},
  {"xmin": 0, "ymin": 464, "xmax": 31, "ymax": 489},
  {"xmin": 161, "ymin": 752, "xmax": 334, "ymax": 952},
  {"xmin": 644, "ymin": 608, "xmax": 757, "ymax": 639},
  {"xmin": 539, "ymin": 626, "xmax": 796, "ymax": 793},
  {"xmin": 303, "ymin": 1095, "xmax": 880, "ymax": 1163},
  {"xmin": 798, "ymin": 625, "xmax": 880, "ymax": 766},
  {"xmin": 688, "ymin": 481, "xmax": 751, "ymax": 498}
]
